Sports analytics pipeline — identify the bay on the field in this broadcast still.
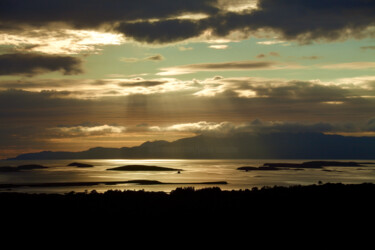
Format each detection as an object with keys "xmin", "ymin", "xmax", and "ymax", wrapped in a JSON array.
[{"xmin": 1, "ymin": 159, "xmax": 375, "ymax": 194}]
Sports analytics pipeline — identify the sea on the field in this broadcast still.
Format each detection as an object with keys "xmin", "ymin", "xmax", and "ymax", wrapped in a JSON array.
[{"xmin": 1, "ymin": 159, "xmax": 375, "ymax": 194}]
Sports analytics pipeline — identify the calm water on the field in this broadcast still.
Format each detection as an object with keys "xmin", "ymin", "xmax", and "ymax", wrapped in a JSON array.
[{"xmin": 1, "ymin": 159, "xmax": 375, "ymax": 193}]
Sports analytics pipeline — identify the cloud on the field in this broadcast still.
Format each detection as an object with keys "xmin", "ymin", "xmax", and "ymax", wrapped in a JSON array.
[
  {"xmin": 188, "ymin": 61, "xmax": 275, "ymax": 70},
  {"xmin": 146, "ymin": 54, "xmax": 164, "ymax": 61},
  {"xmin": 216, "ymin": 0, "xmax": 258, "ymax": 12},
  {"xmin": 192, "ymin": 76, "xmax": 375, "ymax": 102},
  {"xmin": 187, "ymin": 61, "xmax": 274, "ymax": 70},
  {"xmin": 2, "ymin": 75, "xmax": 375, "ymax": 158},
  {"xmin": 2, "ymin": 74, "xmax": 374, "ymax": 104},
  {"xmin": 0, "ymin": 53, "xmax": 83, "ymax": 76},
  {"xmin": 257, "ymin": 40, "xmax": 287, "ymax": 45},
  {"xmin": 178, "ymin": 46, "xmax": 194, "ymax": 51},
  {"xmin": 208, "ymin": 44, "xmax": 228, "ymax": 49},
  {"xmin": 269, "ymin": 52, "xmax": 279, "ymax": 57},
  {"xmin": 115, "ymin": 19, "xmax": 208, "ymax": 44},
  {"xmin": 1, "ymin": 75, "xmax": 374, "ymax": 102},
  {"xmin": 0, "ymin": 0, "xmax": 219, "ymax": 48},
  {"xmin": 120, "ymin": 54, "xmax": 164, "ymax": 63},
  {"xmin": 1, "ymin": 76, "xmax": 375, "ymax": 131},
  {"xmin": 157, "ymin": 60, "xmax": 300, "ymax": 75},
  {"xmin": 209, "ymin": 0, "xmax": 375, "ymax": 43},
  {"xmin": 302, "ymin": 56, "xmax": 322, "ymax": 60},
  {"xmin": 108, "ymin": 78, "xmax": 200, "ymax": 95},
  {"xmin": 0, "ymin": 0, "xmax": 219, "ymax": 29},
  {"xmin": 256, "ymin": 52, "xmax": 280, "ymax": 58},
  {"xmin": 0, "ymin": 89, "xmax": 89, "ymax": 114},
  {"xmin": 0, "ymin": 121, "xmax": 128, "ymax": 158},
  {"xmin": 117, "ymin": 0, "xmax": 375, "ymax": 44},
  {"xmin": 245, "ymin": 120, "xmax": 335, "ymax": 134},
  {"xmin": 0, "ymin": 124, "xmax": 53, "ymax": 159},
  {"xmin": 0, "ymin": 77, "xmax": 200, "ymax": 98},
  {"xmin": 149, "ymin": 118, "xmax": 375, "ymax": 136},
  {"xmin": 157, "ymin": 61, "xmax": 271, "ymax": 75},
  {"xmin": 150, "ymin": 121, "xmax": 236, "ymax": 134},
  {"xmin": 0, "ymin": 29, "xmax": 125, "ymax": 54},
  {"xmin": 366, "ymin": 118, "xmax": 375, "ymax": 132},
  {"xmin": 1, "ymin": 0, "xmax": 374, "ymax": 45},
  {"xmin": 119, "ymin": 57, "xmax": 139, "ymax": 63},
  {"xmin": 48, "ymin": 124, "xmax": 126, "ymax": 137},
  {"xmin": 0, "ymin": 79, "xmax": 79, "ymax": 90},
  {"xmin": 118, "ymin": 80, "xmax": 168, "ymax": 87},
  {"xmin": 148, "ymin": 120, "xmax": 341, "ymax": 135},
  {"xmin": 321, "ymin": 62, "xmax": 375, "ymax": 70},
  {"xmin": 361, "ymin": 46, "xmax": 375, "ymax": 50}
]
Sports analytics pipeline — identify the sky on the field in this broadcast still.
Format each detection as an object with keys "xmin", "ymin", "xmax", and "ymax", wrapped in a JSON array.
[{"xmin": 0, "ymin": 0, "xmax": 375, "ymax": 158}]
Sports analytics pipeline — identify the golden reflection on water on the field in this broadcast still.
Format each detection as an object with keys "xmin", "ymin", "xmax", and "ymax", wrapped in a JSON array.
[{"xmin": 1, "ymin": 159, "xmax": 375, "ymax": 193}]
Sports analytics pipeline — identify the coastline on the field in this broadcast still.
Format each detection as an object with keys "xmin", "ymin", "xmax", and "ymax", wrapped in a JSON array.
[
  {"xmin": 1, "ymin": 159, "xmax": 375, "ymax": 194},
  {"xmin": 1, "ymin": 183, "xmax": 374, "ymax": 217}
]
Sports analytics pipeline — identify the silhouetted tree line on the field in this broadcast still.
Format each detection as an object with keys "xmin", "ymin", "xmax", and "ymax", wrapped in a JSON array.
[{"xmin": 1, "ymin": 183, "xmax": 375, "ymax": 229}]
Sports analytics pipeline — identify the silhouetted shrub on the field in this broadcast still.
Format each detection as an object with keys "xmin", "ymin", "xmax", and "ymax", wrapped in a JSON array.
[{"xmin": 1, "ymin": 183, "xmax": 375, "ymax": 226}]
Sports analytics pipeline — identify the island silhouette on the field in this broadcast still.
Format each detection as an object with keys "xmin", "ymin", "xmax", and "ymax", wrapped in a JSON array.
[
  {"xmin": 237, "ymin": 161, "xmax": 374, "ymax": 171},
  {"xmin": 67, "ymin": 162, "xmax": 94, "ymax": 168},
  {"xmin": 0, "ymin": 164, "xmax": 48, "ymax": 172},
  {"xmin": 7, "ymin": 132, "xmax": 375, "ymax": 160},
  {"xmin": 0, "ymin": 180, "xmax": 228, "ymax": 189},
  {"xmin": 106, "ymin": 165, "xmax": 182, "ymax": 171}
]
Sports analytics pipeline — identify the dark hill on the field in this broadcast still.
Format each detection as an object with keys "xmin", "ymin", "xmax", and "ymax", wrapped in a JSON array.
[{"xmin": 7, "ymin": 132, "xmax": 375, "ymax": 160}]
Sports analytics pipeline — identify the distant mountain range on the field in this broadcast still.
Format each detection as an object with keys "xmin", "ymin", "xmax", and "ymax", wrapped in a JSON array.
[{"xmin": 7, "ymin": 132, "xmax": 375, "ymax": 160}]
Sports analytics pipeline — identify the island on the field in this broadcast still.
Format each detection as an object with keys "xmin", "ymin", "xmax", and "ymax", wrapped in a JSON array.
[
  {"xmin": 0, "ymin": 166, "xmax": 19, "ymax": 172},
  {"xmin": 67, "ymin": 162, "xmax": 94, "ymax": 168},
  {"xmin": 262, "ymin": 161, "xmax": 366, "ymax": 169},
  {"xmin": 106, "ymin": 165, "xmax": 183, "ymax": 172},
  {"xmin": 17, "ymin": 164, "xmax": 49, "ymax": 170},
  {"xmin": 0, "ymin": 164, "xmax": 48, "ymax": 172},
  {"xmin": 237, "ymin": 161, "xmax": 374, "ymax": 172},
  {"xmin": 0, "ymin": 180, "xmax": 227, "ymax": 189},
  {"xmin": 237, "ymin": 166, "xmax": 284, "ymax": 171}
]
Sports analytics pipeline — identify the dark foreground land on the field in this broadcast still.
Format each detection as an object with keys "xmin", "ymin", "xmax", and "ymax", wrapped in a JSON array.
[{"xmin": 1, "ymin": 183, "xmax": 375, "ymax": 227}]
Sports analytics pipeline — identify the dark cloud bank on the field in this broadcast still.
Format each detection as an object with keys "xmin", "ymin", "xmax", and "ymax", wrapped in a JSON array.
[
  {"xmin": 118, "ymin": 0, "xmax": 375, "ymax": 43},
  {"xmin": 1, "ymin": 0, "xmax": 374, "ymax": 44},
  {"xmin": 0, "ymin": 53, "xmax": 83, "ymax": 76},
  {"xmin": 0, "ymin": 0, "xmax": 218, "ymax": 28}
]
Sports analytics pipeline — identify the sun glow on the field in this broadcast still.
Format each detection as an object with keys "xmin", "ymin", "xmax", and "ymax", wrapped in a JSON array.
[{"xmin": 0, "ymin": 29, "xmax": 125, "ymax": 54}]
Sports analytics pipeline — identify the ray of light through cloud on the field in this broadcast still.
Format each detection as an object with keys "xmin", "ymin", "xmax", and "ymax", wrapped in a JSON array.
[{"xmin": 1, "ymin": 0, "xmax": 375, "ymax": 158}]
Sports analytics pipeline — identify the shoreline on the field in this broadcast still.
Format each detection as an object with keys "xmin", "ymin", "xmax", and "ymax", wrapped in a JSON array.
[
  {"xmin": 0, "ymin": 180, "xmax": 228, "ymax": 189},
  {"xmin": 1, "ymin": 183, "xmax": 374, "ymax": 224},
  {"xmin": 1, "ymin": 182, "xmax": 374, "ymax": 196}
]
